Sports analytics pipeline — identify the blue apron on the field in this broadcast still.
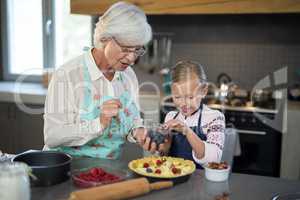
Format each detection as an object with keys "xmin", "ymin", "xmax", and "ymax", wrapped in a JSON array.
[
  {"xmin": 169, "ymin": 103, "xmax": 207, "ymax": 169},
  {"xmin": 53, "ymin": 51, "xmax": 140, "ymax": 159}
]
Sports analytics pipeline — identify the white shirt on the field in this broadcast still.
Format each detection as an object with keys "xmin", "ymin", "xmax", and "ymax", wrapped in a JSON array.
[
  {"xmin": 44, "ymin": 49, "xmax": 142, "ymax": 149},
  {"xmin": 164, "ymin": 104, "xmax": 225, "ymax": 164}
]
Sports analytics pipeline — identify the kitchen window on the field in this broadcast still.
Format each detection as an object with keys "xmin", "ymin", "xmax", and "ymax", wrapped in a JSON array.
[{"xmin": 1, "ymin": 0, "xmax": 92, "ymax": 82}]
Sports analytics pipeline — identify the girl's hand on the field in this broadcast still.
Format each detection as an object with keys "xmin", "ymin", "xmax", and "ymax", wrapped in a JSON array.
[{"xmin": 163, "ymin": 119, "xmax": 190, "ymax": 135}]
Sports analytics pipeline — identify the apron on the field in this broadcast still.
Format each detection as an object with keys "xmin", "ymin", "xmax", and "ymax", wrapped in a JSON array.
[
  {"xmin": 53, "ymin": 50, "xmax": 140, "ymax": 159},
  {"xmin": 169, "ymin": 103, "xmax": 207, "ymax": 169}
]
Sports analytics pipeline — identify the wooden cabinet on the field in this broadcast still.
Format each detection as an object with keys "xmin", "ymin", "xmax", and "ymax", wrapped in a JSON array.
[
  {"xmin": 0, "ymin": 103, "xmax": 44, "ymax": 154},
  {"xmin": 71, "ymin": 0, "xmax": 300, "ymax": 15}
]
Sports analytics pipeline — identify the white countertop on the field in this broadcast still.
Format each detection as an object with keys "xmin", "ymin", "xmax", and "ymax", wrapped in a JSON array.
[
  {"xmin": 0, "ymin": 82, "xmax": 161, "ymax": 105},
  {"xmin": 0, "ymin": 82, "xmax": 47, "ymax": 105},
  {"xmin": 1, "ymin": 81, "xmax": 299, "ymax": 114}
]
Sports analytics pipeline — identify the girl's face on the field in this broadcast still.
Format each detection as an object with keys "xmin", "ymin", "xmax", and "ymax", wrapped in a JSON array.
[{"xmin": 171, "ymin": 77, "xmax": 207, "ymax": 117}]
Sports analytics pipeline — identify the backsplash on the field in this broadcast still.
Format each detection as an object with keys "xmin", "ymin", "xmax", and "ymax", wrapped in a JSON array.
[{"xmin": 134, "ymin": 14, "xmax": 300, "ymax": 91}]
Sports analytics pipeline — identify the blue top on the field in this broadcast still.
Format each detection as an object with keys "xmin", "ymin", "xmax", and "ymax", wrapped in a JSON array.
[{"xmin": 169, "ymin": 103, "xmax": 207, "ymax": 169}]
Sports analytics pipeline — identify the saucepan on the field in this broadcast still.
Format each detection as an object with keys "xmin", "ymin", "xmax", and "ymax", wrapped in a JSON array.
[{"xmin": 12, "ymin": 150, "xmax": 72, "ymax": 187}]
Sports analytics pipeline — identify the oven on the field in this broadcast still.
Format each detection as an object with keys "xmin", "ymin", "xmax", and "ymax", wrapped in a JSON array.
[{"xmin": 224, "ymin": 110, "xmax": 282, "ymax": 177}]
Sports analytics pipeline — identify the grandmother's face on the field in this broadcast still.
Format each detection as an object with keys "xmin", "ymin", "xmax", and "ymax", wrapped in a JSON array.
[{"xmin": 103, "ymin": 38, "xmax": 143, "ymax": 71}]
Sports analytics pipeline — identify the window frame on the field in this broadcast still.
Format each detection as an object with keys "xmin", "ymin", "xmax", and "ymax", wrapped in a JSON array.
[{"xmin": 1, "ymin": 0, "xmax": 55, "ymax": 82}]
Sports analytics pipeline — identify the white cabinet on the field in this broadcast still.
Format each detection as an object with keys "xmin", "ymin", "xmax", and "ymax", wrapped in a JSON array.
[{"xmin": 280, "ymin": 101, "xmax": 300, "ymax": 180}]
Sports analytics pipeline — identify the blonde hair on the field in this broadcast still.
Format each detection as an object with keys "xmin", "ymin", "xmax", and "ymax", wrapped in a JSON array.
[
  {"xmin": 93, "ymin": 1, "xmax": 152, "ymax": 48},
  {"xmin": 171, "ymin": 60, "xmax": 207, "ymax": 84}
]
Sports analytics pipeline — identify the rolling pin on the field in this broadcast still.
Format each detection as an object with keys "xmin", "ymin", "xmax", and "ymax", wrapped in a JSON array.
[{"xmin": 69, "ymin": 178, "xmax": 173, "ymax": 200}]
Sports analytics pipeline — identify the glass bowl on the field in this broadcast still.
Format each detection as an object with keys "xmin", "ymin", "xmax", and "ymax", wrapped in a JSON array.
[{"xmin": 71, "ymin": 166, "xmax": 131, "ymax": 188}]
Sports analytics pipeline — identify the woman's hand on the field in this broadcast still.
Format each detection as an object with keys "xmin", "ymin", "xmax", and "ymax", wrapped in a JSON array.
[
  {"xmin": 157, "ymin": 136, "xmax": 172, "ymax": 156},
  {"xmin": 132, "ymin": 128, "xmax": 156, "ymax": 153},
  {"xmin": 163, "ymin": 119, "xmax": 191, "ymax": 135},
  {"xmin": 133, "ymin": 128, "xmax": 170, "ymax": 154},
  {"xmin": 99, "ymin": 99, "xmax": 122, "ymax": 129}
]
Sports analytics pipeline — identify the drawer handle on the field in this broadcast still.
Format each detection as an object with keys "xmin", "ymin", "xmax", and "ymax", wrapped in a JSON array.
[{"xmin": 237, "ymin": 129, "xmax": 267, "ymax": 135}]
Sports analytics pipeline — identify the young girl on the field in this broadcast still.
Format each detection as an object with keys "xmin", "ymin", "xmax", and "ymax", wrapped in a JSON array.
[{"xmin": 162, "ymin": 60, "xmax": 225, "ymax": 169}]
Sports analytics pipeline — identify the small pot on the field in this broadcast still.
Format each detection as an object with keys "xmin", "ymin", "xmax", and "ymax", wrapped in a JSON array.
[
  {"xmin": 12, "ymin": 151, "xmax": 72, "ymax": 187},
  {"xmin": 252, "ymin": 89, "xmax": 273, "ymax": 108}
]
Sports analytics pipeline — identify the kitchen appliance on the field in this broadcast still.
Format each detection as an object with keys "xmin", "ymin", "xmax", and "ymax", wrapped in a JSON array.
[
  {"xmin": 207, "ymin": 73, "xmax": 250, "ymax": 107},
  {"xmin": 225, "ymin": 109, "xmax": 282, "ymax": 177},
  {"xmin": 13, "ymin": 151, "xmax": 72, "ymax": 186},
  {"xmin": 251, "ymin": 89, "xmax": 275, "ymax": 109},
  {"xmin": 68, "ymin": 177, "xmax": 173, "ymax": 200}
]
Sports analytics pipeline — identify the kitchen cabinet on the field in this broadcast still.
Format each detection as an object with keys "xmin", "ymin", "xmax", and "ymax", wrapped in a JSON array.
[
  {"xmin": 16, "ymin": 104, "xmax": 44, "ymax": 153},
  {"xmin": 0, "ymin": 102, "xmax": 44, "ymax": 154},
  {"xmin": 0, "ymin": 103, "xmax": 17, "ymax": 153},
  {"xmin": 71, "ymin": 0, "xmax": 300, "ymax": 15},
  {"xmin": 280, "ymin": 101, "xmax": 300, "ymax": 180}
]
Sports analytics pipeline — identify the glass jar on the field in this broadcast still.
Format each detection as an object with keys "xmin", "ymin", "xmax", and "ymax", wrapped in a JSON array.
[{"xmin": 0, "ymin": 162, "xmax": 30, "ymax": 200}]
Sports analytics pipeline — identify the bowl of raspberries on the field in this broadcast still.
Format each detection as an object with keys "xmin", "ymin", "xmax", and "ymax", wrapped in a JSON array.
[{"xmin": 71, "ymin": 166, "xmax": 130, "ymax": 188}]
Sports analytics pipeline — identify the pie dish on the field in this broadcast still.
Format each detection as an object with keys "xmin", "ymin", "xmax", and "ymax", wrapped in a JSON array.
[{"xmin": 128, "ymin": 156, "xmax": 196, "ymax": 178}]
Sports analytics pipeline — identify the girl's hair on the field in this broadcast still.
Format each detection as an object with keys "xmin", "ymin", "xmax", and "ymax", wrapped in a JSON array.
[
  {"xmin": 93, "ymin": 1, "xmax": 152, "ymax": 48},
  {"xmin": 171, "ymin": 60, "xmax": 208, "ymax": 84}
]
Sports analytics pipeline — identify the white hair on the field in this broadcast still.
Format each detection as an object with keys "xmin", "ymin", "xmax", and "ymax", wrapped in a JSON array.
[{"xmin": 93, "ymin": 1, "xmax": 152, "ymax": 48}]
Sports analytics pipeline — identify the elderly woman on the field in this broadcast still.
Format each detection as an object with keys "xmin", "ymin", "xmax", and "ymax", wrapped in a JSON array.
[{"xmin": 44, "ymin": 2, "xmax": 160, "ymax": 159}]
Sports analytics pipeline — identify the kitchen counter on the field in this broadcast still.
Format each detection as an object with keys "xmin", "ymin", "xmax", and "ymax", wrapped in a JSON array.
[
  {"xmin": 0, "ymin": 82, "xmax": 46, "ymax": 104},
  {"xmin": 31, "ymin": 157, "xmax": 300, "ymax": 200}
]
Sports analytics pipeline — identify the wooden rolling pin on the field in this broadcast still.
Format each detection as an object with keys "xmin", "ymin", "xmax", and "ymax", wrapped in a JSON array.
[{"xmin": 69, "ymin": 178, "xmax": 173, "ymax": 200}]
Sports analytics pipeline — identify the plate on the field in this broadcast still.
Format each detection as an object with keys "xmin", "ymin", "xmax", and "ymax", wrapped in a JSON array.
[{"xmin": 128, "ymin": 156, "xmax": 196, "ymax": 179}]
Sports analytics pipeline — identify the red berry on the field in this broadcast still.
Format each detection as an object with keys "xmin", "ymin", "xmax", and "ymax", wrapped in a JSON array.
[
  {"xmin": 155, "ymin": 169, "xmax": 161, "ymax": 174},
  {"xmin": 172, "ymin": 167, "xmax": 178, "ymax": 174},
  {"xmin": 156, "ymin": 160, "xmax": 162, "ymax": 166},
  {"xmin": 90, "ymin": 168, "xmax": 100, "ymax": 177},
  {"xmin": 143, "ymin": 163, "xmax": 150, "ymax": 168}
]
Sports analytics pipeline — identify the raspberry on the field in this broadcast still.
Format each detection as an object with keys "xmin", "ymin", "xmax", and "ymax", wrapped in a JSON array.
[
  {"xmin": 172, "ymin": 167, "xmax": 180, "ymax": 174},
  {"xmin": 143, "ymin": 163, "xmax": 150, "ymax": 168},
  {"xmin": 77, "ymin": 167, "xmax": 120, "ymax": 183},
  {"xmin": 155, "ymin": 169, "xmax": 161, "ymax": 174},
  {"xmin": 156, "ymin": 160, "xmax": 162, "ymax": 166},
  {"xmin": 90, "ymin": 168, "xmax": 100, "ymax": 177}
]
